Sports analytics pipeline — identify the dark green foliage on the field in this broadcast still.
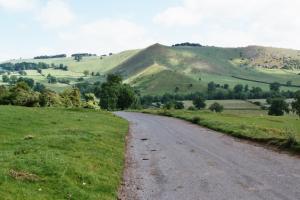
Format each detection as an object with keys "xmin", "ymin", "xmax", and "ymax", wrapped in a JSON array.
[
  {"xmin": 209, "ymin": 102, "xmax": 224, "ymax": 113},
  {"xmin": 292, "ymin": 91, "xmax": 300, "ymax": 117},
  {"xmin": 193, "ymin": 96, "xmax": 206, "ymax": 109},
  {"xmin": 270, "ymin": 82, "xmax": 281, "ymax": 92},
  {"xmin": 268, "ymin": 98, "xmax": 289, "ymax": 116},
  {"xmin": 2, "ymin": 74, "xmax": 9, "ymax": 82},
  {"xmin": 174, "ymin": 101, "xmax": 184, "ymax": 109},
  {"xmin": 234, "ymin": 84, "xmax": 243, "ymax": 93},
  {"xmin": 207, "ymin": 81, "xmax": 216, "ymax": 92},
  {"xmin": 74, "ymin": 55, "xmax": 83, "ymax": 62},
  {"xmin": 33, "ymin": 83, "xmax": 46, "ymax": 92},
  {"xmin": 39, "ymin": 90, "xmax": 62, "ymax": 107},
  {"xmin": 47, "ymin": 74, "xmax": 57, "ymax": 84},
  {"xmin": 117, "ymin": 84, "xmax": 136, "ymax": 110},
  {"xmin": 17, "ymin": 77, "xmax": 34, "ymax": 88},
  {"xmin": 100, "ymin": 74, "xmax": 136, "ymax": 110}
]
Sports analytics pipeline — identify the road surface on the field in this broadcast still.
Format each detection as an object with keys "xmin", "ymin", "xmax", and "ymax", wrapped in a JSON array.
[{"xmin": 115, "ymin": 112, "xmax": 300, "ymax": 200}]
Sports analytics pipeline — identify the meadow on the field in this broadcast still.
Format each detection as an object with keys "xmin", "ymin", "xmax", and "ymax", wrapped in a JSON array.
[
  {"xmin": 0, "ymin": 106, "xmax": 128, "ymax": 200},
  {"xmin": 140, "ymin": 105, "xmax": 300, "ymax": 153}
]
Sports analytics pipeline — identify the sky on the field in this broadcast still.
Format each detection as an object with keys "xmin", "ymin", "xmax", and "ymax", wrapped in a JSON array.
[{"xmin": 0, "ymin": 0, "xmax": 300, "ymax": 61}]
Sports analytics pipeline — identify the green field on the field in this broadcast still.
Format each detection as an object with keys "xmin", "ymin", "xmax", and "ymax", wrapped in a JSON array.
[
  {"xmin": 140, "ymin": 108, "xmax": 300, "ymax": 152},
  {"xmin": 0, "ymin": 106, "xmax": 128, "ymax": 200}
]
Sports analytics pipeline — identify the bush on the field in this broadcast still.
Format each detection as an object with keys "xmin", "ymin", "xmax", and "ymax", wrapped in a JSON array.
[
  {"xmin": 209, "ymin": 102, "xmax": 224, "ymax": 113},
  {"xmin": 174, "ymin": 101, "xmax": 184, "ymax": 109},
  {"xmin": 188, "ymin": 106, "xmax": 196, "ymax": 111},
  {"xmin": 191, "ymin": 116, "xmax": 201, "ymax": 124},
  {"xmin": 268, "ymin": 98, "xmax": 289, "ymax": 116},
  {"xmin": 193, "ymin": 96, "xmax": 206, "ymax": 109}
]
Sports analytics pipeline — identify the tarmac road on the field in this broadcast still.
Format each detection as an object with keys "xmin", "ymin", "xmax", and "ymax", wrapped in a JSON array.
[{"xmin": 115, "ymin": 112, "xmax": 300, "ymax": 200}]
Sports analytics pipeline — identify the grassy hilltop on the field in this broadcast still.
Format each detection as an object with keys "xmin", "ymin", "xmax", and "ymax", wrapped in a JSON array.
[{"xmin": 1, "ymin": 44, "xmax": 300, "ymax": 95}]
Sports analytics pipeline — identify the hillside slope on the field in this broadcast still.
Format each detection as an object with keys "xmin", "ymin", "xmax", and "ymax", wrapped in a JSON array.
[
  {"xmin": 111, "ymin": 44, "xmax": 300, "ymax": 94},
  {"xmin": 2, "ymin": 44, "xmax": 300, "ymax": 95}
]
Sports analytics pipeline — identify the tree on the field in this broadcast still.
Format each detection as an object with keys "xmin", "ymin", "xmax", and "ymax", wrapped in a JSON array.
[
  {"xmin": 209, "ymin": 102, "xmax": 224, "ymax": 113},
  {"xmin": 286, "ymin": 81, "xmax": 292, "ymax": 86},
  {"xmin": 174, "ymin": 101, "xmax": 184, "ymax": 109},
  {"xmin": 2, "ymin": 75, "xmax": 9, "ymax": 83},
  {"xmin": 34, "ymin": 83, "xmax": 46, "ymax": 92},
  {"xmin": 268, "ymin": 98, "xmax": 289, "ymax": 116},
  {"xmin": 60, "ymin": 88, "xmax": 81, "ymax": 107},
  {"xmin": 207, "ymin": 82, "xmax": 216, "ymax": 92},
  {"xmin": 193, "ymin": 96, "xmax": 206, "ymax": 109},
  {"xmin": 10, "ymin": 75, "xmax": 18, "ymax": 84},
  {"xmin": 74, "ymin": 55, "xmax": 82, "ymax": 62},
  {"xmin": 117, "ymin": 85, "xmax": 136, "ymax": 110},
  {"xmin": 234, "ymin": 84, "xmax": 244, "ymax": 93},
  {"xmin": 270, "ymin": 82, "xmax": 281, "ymax": 92},
  {"xmin": 83, "ymin": 70, "xmax": 90, "ymax": 76},
  {"xmin": 39, "ymin": 90, "xmax": 62, "ymax": 107},
  {"xmin": 107, "ymin": 74, "xmax": 122, "ymax": 84},
  {"xmin": 292, "ymin": 91, "xmax": 300, "ymax": 117},
  {"xmin": 17, "ymin": 77, "xmax": 34, "ymax": 88}
]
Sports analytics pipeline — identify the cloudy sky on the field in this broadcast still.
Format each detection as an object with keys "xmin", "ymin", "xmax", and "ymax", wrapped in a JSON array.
[{"xmin": 0, "ymin": 0, "xmax": 300, "ymax": 60}]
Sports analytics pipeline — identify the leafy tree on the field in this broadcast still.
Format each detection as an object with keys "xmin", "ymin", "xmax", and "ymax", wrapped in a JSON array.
[
  {"xmin": 193, "ymin": 96, "xmax": 206, "ymax": 109},
  {"xmin": 268, "ymin": 98, "xmax": 289, "ymax": 116},
  {"xmin": 2, "ymin": 75, "xmax": 9, "ymax": 83},
  {"xmin": 209, "ymin": 102, "xmax": 224, "ymax": 113},
  {"xmin": 6, "ymin": 82, "xmax": 40, "ymax": 107},
  {"xmin": 107, "ymin": 74, "xmax": 122, "ymax": 84},
  {"xmin": 292, "ymin": 91, "xmax": 300, "ymax": 117},
  {"xmin": 83, "ymin": 70, "xmax": 90, "ymax": 76},
  {"xmin": 17, "ymin": 77, "xmax": 34, "ymax": 88},
  {"xmin": 10, "ymin": 75, "xmax": 18, "ymax": 84},
  {"xmin": 60, "ymin": 88, "xmax": 81, "ymax": 107},
  {"xmin": 117, "ymin": 85, "xmax": 136, "ymax": 110},
  {"xmin": 234, "ymin": 84, "xmax": 244, "ymax": 93},
  {"xmin": 39, "ymin": 90, "xmax": 62, "ymax": 107},
  {"xmin": 34, "ymin": 83, "xmax": 46, "ymax": 92},
  {"xmin": 83, "ymin": 93, "xmax": 99, "ymax": 109},
  {"xmin": 286, "ymin": 81, "xmax": 292, "ymax": 86},
  {"xmin": 207, "ymin": 82, "xmax": 216, "ymax": 92},
  {"xmin": 270, "ymin": 82, "xmax": 281, "ymax": 92},
  {"xmin": 174, "ymin": 101, "xmax": 184, "ymax": 109},
  {"xmin": 74, "ymin": 55, "xmax": 82, "ymax": 62}
]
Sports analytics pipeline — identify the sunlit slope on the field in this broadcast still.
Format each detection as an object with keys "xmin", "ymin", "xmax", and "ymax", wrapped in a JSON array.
[{"xmin": 111, "ymin": 44, "xmax": 300, "ymax": 94}]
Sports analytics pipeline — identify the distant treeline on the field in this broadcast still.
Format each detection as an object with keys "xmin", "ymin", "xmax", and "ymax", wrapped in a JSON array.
[
  {"xmin": 172, "ymin": 42, "xmax": 203, "ymax": 47},
  {"xmin": 71, "ymin": 53, "xmax": 97, "ymax": 57},
  {"xmin": 34, "ymin": 54, "xmax": 67, "ymax": 59},
  {"xmin": 0, "ymin": 62, "xmax": 68, "ymax": 72},
  {"xmin": 0, "ymin": 62, "xmax": 50, "ymax": 71}
]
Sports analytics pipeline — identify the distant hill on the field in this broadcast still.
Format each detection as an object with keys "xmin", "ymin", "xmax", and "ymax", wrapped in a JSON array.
[{"xmin": 1, "ymin": 44, "xmax": 300, "ymax": 95}]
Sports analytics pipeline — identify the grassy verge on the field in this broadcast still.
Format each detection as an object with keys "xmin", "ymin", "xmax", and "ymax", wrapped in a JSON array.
[
  {"xmin": 139, "ymin": 109, "xmax": 300, "ymax": 153},
  {"xmin": 0, "ymin": 106, "xmax": 128, "ymax": 200}
]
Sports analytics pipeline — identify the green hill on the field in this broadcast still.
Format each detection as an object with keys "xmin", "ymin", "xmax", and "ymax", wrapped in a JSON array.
[{"xmin": 1, "ymin": 44, "xmax": 300, "ymax": 95}]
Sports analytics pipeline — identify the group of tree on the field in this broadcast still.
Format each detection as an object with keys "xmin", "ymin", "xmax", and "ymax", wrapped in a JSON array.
[
  {"xmin": 0, "ymin": 62, "xmax": 68, "ymax": 72},
  {"xmin": 34, "ymin": 54, "xmax": 67, "ymax": 59},
  {"xmin": 0, "ymin": 81, "xmax": 81, "ymax": 108},
  {"xmin": 172, "ymin": 42, "xmax": 203, "ymax": 47}
]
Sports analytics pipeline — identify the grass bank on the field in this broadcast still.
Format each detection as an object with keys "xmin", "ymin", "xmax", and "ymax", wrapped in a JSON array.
[
  {"xmin": 140, "ymin": 109, "xmax": 300, "ymax": 153},
  {"xmin": 0, "ymin": 106, "xmax": 128, "ymax": 200}
]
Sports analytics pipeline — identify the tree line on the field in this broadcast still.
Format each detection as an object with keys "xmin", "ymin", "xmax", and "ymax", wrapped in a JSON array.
[
  {"xmin": 0, "ymin": 74, "xmax": 138, "ymax": 110},
  {"xmin": 0, "ymin": 62, "xmax": 68, "ymax": 72},
  {"xmin": 34, "ymin": 54, "xmax": 67, "ymax": 59}
]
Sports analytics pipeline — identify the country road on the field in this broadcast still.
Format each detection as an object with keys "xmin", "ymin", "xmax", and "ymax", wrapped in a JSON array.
[{"xmin": 115, "ymin": 112, "xmax": 300, "ymax": 200}]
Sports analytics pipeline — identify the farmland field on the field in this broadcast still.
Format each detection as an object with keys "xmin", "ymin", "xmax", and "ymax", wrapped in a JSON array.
[{"xmin": 0, "ymin": 106, "xmax": 128, "ymax": 200}]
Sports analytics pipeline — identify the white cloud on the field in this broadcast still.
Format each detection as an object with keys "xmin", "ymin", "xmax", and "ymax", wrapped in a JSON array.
[
  {"xmin": 37, "ymin": 0, "xmax": 75, "ymax": 29},
  {"xmin": 154, "ymin": 0, "xmax": 300, "ymax": 49},
  {"xmin": 0, "ymin": 0, "xmax": 38, "ymax": 12},
  {"xmin": 58, "ymin": 19, "xmax": 154, "ymax": 54}
]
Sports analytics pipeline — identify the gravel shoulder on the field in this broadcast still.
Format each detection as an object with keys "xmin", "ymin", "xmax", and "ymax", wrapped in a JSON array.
[{"xmin": 116, "ymin": 112, "xmax": 300, "ymax": 200}]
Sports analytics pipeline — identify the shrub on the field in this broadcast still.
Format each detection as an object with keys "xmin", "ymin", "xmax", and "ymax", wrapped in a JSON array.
[
  {"xmin": 209, "ymin": 102, "xmax": 224, "ymax": 113},
  {"xmin": 193, "ymin": 96, "xmax": 206, "ymax": 109},
  {"xmin": 188, "ymin": 106, "xmax": 196, "ymax": 111},
  {"xmin": 191, "ymin": 116, "xmax": 201, "ymax": 124},
  {"xmin": 268, "ymin": 98, "xmax": 289, "ymax": 116},
  {"xmin": 174, "ymin": 101, "xmax": 184, "ymax": 109}
]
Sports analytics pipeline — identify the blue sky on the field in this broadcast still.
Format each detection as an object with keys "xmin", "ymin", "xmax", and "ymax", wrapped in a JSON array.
[{"xmin": 0, "ymin": 0, "xmax": 300, "ymax": 61}]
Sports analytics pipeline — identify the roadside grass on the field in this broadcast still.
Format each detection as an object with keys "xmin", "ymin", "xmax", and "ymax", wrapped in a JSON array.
[
  {"xmin": 139, "ymin": 109, "xmax": 300, "ymax": 153},
  {"xmin": 0, "ymin": 106, "xmax": 128, "ymax": 200}
]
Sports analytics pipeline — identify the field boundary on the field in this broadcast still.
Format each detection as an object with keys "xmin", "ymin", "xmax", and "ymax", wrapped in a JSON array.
[{"xmin": 232, "ymin": 76, "xmax": 300, "ymax": 88}]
